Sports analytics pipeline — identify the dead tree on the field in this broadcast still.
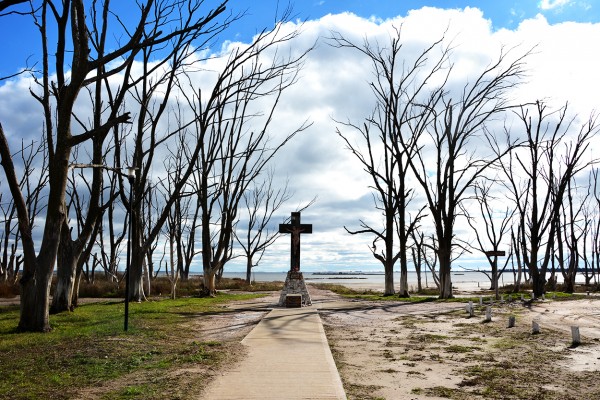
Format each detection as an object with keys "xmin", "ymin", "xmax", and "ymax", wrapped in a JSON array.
[
  {"xmin": 330, "ymin": 27, "xmax": 439, "ymax": 296},
  {"xmin": 502, "ymin": 102, "xmax": 598, "ymax": 297},
  {"xmin": 176, "ymin": 19, "xmax": 312, "ymax": 296},
  {"xmin": 234, "ymin": 171, "xmax": 293, "ymax": 284},
  {"xmin": 0, "ymin": 138, "xmax": 47, "ymax": 284},
  {"xmin": 410, "ymin": 230, "xmax": 426, "ymax": 292},
  {"xmin": 584, "ymin": 168, "xmax": 600, "ymax": 287},
  {"xmin": 461, "ymin": 181, "xmax": 514, "ymax": 299},
  {"xmin": 0, "ymin": 0, "xmax": 231, "ymax": 331},
  {"xmin": 555, "ymin": 178, "xmax": 589, "ymax": 293},
  {"xmin": 403, "ymin": 47, "xmax": 528, "ymax": 299},
  {"xmin": 93, "ymin": 1, "xmax": 235, "ymax": 302}
]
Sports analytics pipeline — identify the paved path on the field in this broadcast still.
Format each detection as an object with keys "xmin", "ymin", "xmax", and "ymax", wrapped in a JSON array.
[{"xmin": 202, "ymin": 306, "xmax": 347, "ymax": 399}]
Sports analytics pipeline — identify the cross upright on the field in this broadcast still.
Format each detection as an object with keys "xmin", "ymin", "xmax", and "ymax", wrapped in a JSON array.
[{"xmin": 279, "ymin": 211, "xmax": 312, "ymax": 272}]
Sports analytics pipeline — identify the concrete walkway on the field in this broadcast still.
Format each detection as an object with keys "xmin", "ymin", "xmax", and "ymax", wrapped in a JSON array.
[{"xmin": 202, "ymin": 306, "xmax": 347, "ymax": 399}]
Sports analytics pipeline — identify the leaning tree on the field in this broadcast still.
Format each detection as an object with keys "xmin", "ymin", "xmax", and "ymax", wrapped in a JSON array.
[
  {"xmin": 0, "ymin": 0, "xmax": 231, "ymax": 331},
  {"xmin": 176, "ymin": 19, "xmax": 312, "ymax": 296}
]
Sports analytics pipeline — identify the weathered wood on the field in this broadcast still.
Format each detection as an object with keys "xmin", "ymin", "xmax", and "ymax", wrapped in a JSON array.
[
  {"xmin": 571, "ymin": 326, "xmax": 581, "ymax": 346},
  {"xmin": 466, "ymin": 301, "xmax": 474, "ymax": 317},
  {"xmin": 485, "ymin": 306, "xmax": 492, "ymax": 322},
  {"xmin": 279, "ymin": 212, "xmax": 312, "ymax": 272},
  {"xmin": 508, "ymin": 316, "xmax": 516, "ymax": 328}
]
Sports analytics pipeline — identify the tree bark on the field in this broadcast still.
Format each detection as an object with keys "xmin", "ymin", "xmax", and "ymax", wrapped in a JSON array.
[
  {"xmin": 50, "ymin": 221, "xmax": 78, "ymax": 313},
  {"xmin": 438, "ymin": 244, "xmax": 453, "ymax": 299},
  {"xmin": 246, "ymin": 256, "xmax": 253, "ymax": 284}
]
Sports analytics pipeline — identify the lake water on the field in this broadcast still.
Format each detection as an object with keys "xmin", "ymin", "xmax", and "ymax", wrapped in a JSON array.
[{"xmin": 222, "ymin": 270, "xmax": 592, "ymax": 292}]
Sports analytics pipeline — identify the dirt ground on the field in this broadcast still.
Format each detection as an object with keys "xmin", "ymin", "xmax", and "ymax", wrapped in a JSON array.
[
  {"xmin": 318, "ymin": 293, "xmax": 600, "ymax": 400},
  {"xmin": 218, "ymin": 286, "xmax": 600, "ymax": 399},
  {"xmin": 4, "ymin": 289, "xmax": 600, "ymax": 399}
]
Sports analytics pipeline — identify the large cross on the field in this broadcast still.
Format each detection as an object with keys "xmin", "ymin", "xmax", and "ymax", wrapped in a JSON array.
[{"xmin": 279, "ymin": 211, "xmax": 312, "ymax": 272}]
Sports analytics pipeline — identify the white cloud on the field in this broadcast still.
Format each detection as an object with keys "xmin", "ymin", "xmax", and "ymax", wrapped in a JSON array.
[
  {"xmin": 539, "ymin": 0, "xmax": 572, "ymax": 10},
  {"xmin": 1, "ymin": 6, "xmax": 599, "ymax": 275}
]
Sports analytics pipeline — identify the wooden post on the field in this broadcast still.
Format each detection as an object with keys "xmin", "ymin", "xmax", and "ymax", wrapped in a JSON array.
[
  {"xmin": 479, "ymin": 296, "xmax": 483, "ymax": 306},
  {"xmin": 571, "ymin": 326, "xmax": 581, "ymax": 346},
  {"xmin": 508, "ymin": 316, "xmax": 516, "ymax": 328},
  {"xmin": 485, "ymin": 306, "xmax": 492, "ymax": 322},
  {"xmin": 467, "ymin": 301, "xmax": 474, "ymax": 317},
  {"xmin": 532, "ymin": 321, "xmax": 540, "ymax": 334}
]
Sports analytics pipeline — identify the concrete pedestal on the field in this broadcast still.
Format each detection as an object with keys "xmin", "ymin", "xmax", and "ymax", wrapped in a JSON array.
[{"xmin": 278, "ymin": 271, "xmax": 312, "ymax": 306}]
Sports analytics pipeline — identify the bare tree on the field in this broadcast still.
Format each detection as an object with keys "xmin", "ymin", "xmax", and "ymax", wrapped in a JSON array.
[
  {"xmin": 410, "ymin": 230, "xmax": 426, "ymax": 292},
  {"xmin": 173, "ymin": 19, "xmax": 312, "ymax": 296},
  {"xmin": 422, "ymin": 233, "xmax": 441, "ymax": 290},
  {"xmin": 502, "ymin": 102, "xmax": 599, "ymax": 297},
  {"xmin": 0, "ymin": 138, "xmax": 47, "ymax": 284},
  {"xmin": 555, "ymin": 177, "xmax": 589, "ymax": 293},
  {"xmin": 235, "ymin": 171, "xmax": 292, "ymax": 284},
  {"xmin": 402, "ymin": 47, "xmax": 528, "ymax": 299},
  {"xmin": 235, "ymin": 171, "xmax": 315, "ymax": 284},
  {"xmin": 330, "ymin": 27, "xmax": 440, "ymax": 296},
  {"xmin": 585, "ymin": 168, "xmax": 600, "ymax": 287},
  {"xmin": 96, "ymin": 151, "xmax": 127, "ymax": 284},
  {"xmin": 0, "ymin": 0, "xmax": 232, "ymax": 331},
  {"xmin": 461, "ymin": 181, "xmax": 514, "ymax": 299}
]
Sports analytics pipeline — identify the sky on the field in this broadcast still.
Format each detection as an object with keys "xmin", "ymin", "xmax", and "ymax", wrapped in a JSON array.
[{"xmin": 1, "ymin": 1, "xmax": 599, "ymax": 275}]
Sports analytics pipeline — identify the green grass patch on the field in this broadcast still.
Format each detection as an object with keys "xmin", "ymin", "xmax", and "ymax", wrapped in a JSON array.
[
  {"xmin": 0, "ymin": 293, "xmax": 265, "ymax": 399},
  {"xmin": 410, "ymin": 333, "xmax": 448, "ymax": 342},
  {"xmin": 446, "ymin": 344, "xmax": 480, "ymax": 353},
  {"xmin": 424, "ymin": 386, "xmax": 470, "ymax": 399}
]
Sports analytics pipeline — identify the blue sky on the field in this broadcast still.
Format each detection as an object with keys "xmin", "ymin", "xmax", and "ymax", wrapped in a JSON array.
[
  {"xmin": 1, "ymin": 1, "xmax": 599, "ymax": 274},
  {"xmin": 1, "ymin": 1, "xmax": 598, "ymax": 77},
  {"xmin": 225, "ymin": 0, "xmax": 599, "ymax": 34}
]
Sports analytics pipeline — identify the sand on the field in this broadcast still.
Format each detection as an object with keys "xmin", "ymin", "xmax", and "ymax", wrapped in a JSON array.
[{"xmin": 318, "ymin": 291, "xmax": 600, "ymax": 400}]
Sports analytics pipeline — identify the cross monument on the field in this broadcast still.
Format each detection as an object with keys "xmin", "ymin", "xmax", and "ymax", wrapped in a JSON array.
[
  {"xmin": 278, "ymin": 211, "xmax": 313, "ymax": 307},
  {"xmin": 279, "ymin": 211, "xmax": 312, "ymax": 272}
]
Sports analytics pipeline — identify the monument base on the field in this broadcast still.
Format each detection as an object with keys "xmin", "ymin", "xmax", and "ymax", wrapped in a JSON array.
[{"xmin": 278, "ymin": 271, "xmax": 312, "ymax": 307}]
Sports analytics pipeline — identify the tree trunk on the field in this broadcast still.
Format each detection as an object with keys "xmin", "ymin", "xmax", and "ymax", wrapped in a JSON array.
[
  {"xmin": 19, "ymin": 267, "xmax": 53, "ymax": 332},
  {"xmin": 72, "ymin": 262, "xmax": 83, "ymax": 308},
  {"xmin": 50, "ymin": 221, "xmax": 81, "ymax": 314},
  {"xmin": 563, "ymin": 272, "xmax": 575, "ymax": 293},
  {"xmin": 246, "ymin": 256, "xmax": 253, "ymax": 284},
  {"xmin": 383, "ymin": 209, "xmax": 395, "ymax": 296},
  {"xmin": 530, "ymin": 268, "xmax": 546, "ymax": 297},
  {"xmin": 384, "ymin": 263, "xmax": 394, "ymax": 296},
  {"xmin": 398, "ymin": 257, "xmax": 409, "ymax": 298},
  {"xmin": 203, "ymin": 268, "xmax": 217, "ymax": 297},
  {"xmin": 438, "ymin": 245, "xmax": 453, "ymax": 299},
  {"xmin": 129, "ymin": 245, "xmax": 145, "ymax": 301},
  {"xmin": 129, "ymin": 204, "xmax": 145, "ymax": 302},
  {"xmin": 50, "ymin": 247, "xmax": 77, "ymax": 313}
]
